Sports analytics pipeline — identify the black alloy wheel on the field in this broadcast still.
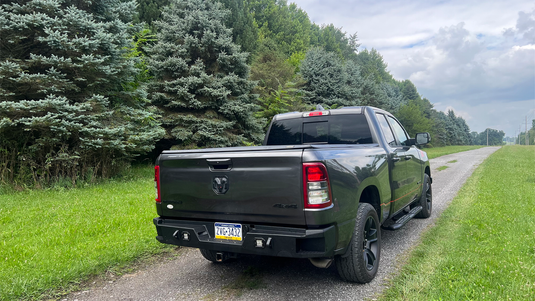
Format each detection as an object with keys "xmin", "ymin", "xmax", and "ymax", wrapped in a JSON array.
[
  {"xmin": 336, "ymin": 203, "xmax": 381, "ymax": 283},
  {"xmin": 415, "ymin": 174, "xmax": 432, "ymax": 218},
  {"xmin": 363, "ymin": 216, "xmax": 379, "ymax": 271}
]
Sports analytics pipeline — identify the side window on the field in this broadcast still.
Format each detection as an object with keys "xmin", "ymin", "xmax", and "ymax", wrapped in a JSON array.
[
  {"xmin": 376, "ymin": 113, "xmax": 396, "ymax": 146},
  {"xmin": 387, "ymin": 116, "xmax": 409, "ymax": 146}
]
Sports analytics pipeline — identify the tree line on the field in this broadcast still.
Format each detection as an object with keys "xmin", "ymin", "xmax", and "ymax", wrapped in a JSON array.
[
  {"xmin": 0, "ymin": 0, "xmax": 494, "ymax": 187},
  {"xmin": 514, "ymin": 119, "xmax": 535, "ymax": 145}
]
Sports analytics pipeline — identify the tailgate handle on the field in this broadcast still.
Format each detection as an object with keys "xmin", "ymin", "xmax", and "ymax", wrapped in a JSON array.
[{"xmin": 206, "ymin": 159, "xmax": 232, "ymax": 171}]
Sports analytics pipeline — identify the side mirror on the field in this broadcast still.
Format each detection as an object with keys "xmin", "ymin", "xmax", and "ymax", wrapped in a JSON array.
[{"xmin": 415, "ymin": 132, "xmax": 431, "ymax": 146}]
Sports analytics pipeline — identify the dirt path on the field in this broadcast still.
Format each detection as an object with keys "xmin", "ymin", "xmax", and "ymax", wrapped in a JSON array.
[{"xmin": 65, "ymin": 147, "xmax": 500, "ymax": 301}]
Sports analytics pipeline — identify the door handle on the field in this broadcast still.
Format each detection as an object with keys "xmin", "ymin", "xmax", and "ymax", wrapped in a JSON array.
[
  {"xmin": 404, "ymin": 156, "xmax": 412, "ymax": 160},
  {"xmin": 392, "ymin": 156, "xmax": 400, "ymax": 162}
]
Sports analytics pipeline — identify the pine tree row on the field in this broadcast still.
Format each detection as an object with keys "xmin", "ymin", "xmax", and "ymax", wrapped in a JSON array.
[{"xmin": 1, "ymin": 0, "xmax": 478, "ymax": 187}]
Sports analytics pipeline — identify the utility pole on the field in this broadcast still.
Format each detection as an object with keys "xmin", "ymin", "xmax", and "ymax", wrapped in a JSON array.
[
  {"xmin": 486, "ymin": 128, "xmax": 488, "ymax": 146},
  {"xmin": 527, "ymin": 116, "xmax": 529, "ymax": 146}
]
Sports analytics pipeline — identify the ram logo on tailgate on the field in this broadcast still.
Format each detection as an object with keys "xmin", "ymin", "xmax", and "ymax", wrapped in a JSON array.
[{"xmin": 212, "ymin": 176, "xmax": 229, "ymax": 194}]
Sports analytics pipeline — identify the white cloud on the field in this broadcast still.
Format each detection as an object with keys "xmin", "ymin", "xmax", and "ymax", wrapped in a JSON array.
[
  {"xmin": 290, "ymin": 0, "xmax": 535, "ymax": 136},
  {"xmin": 445, "ymin": 106, "xmax": 472, "ymax": 121},
  {"xmin": 512, "ymin": 44, "xmax": 535, "ymax": 50}
]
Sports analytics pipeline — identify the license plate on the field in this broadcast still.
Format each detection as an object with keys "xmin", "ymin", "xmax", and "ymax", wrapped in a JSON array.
[{"xmin": 214, "ymin": 222, "xmax": 242, "ymax": 241}]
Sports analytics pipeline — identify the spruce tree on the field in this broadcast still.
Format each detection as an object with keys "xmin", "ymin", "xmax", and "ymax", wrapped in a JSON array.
[
  {"xmin": 217, "ymin": 0, "xmax": 259, "ymax": 56},
  {"xmin": 300, "ymin": 47, "xmax": 362, "ymax": 107},
  {"xmin": 0, "ymin": 0, "xmax": 163, "ymax": 184},
  {"xmin": 148, "ymin": 0, "xmax": 263, "ymax": 149}
]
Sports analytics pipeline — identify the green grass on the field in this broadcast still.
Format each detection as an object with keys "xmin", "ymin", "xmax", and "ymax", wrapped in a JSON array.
[
  {"xmin": 436, "ymin": 166, "xmax": 449, "ymax": 171},
  {"xmin": 447, "ymin": 160, "xmax": 458, "ymax": 164},
  {"xmin": 0, "ymin": 165, "xmax": 174, "ymax": 300},
  {"xmin": 425, "ymin": 145, "xmax": 487, "ymax": 159},
  {"xmin": 380, "ymin": 145, "xmax": 535, "ymax": 300}
]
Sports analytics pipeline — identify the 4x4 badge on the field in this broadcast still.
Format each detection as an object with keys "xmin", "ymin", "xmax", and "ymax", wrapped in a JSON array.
[{"xmin": 212, "ymin": 176, "xmax": 229, "ymax": 195}]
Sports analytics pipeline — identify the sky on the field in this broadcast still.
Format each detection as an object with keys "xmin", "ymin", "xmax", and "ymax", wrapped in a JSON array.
[{"xmin": 290, "ymin": 0, "xmax": 535, "ymax": 137}]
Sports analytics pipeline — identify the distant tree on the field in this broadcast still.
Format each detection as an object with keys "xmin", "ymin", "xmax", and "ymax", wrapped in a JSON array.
[
  {"xmin": 380, "ymin": 82, "xmax": 406, "ymax": 113},
  {"xmin": 455, "ymin": 116, "xmax": 472, "ymax": 145},
  {"xmin": 396, "ymin": 100, "xmax": 433, "ymax": 138},
  {"xmin": 358, "ymin": 78, "xmax": 389, "ymax": 109},
  {"xmin": 355, "ymin": 49, "xmax": 393, "ymax": 84},
  {"xmin": 255, "ymin": 76, "xmax": 310, "ymax": 130},
  {"xmin": 136, "ymin": 0, "xmax": 170, "ymax": 26},
  {"xmin": 250, "ymin": 0, "xmax": 312, "ymax": 56},
  {"xmin": 400, "ymin": 80, "xmax": 420, "ymax": 101},
  {"xmin": 250, "ymin": 38, "xmax": 301, "ymax": 128},
  {"xmin": 430, "ymin": 111, "xmax": 451, "ymax": 146},
  {"xmin": 0, "ymin": 0, "xmax": 163, "ymax": 185},
  {"xmin": 148, "ymin": 0, "xmax": 263, "ymax": 149},
  {"xmin": 250, "ymin": 39, "xmax": 295, "ymax": 95},
  {"xmin": 471, "ymin": 131, "xmax": 479, "ymax": 144},
  {"xmin": 442, "ymin": 110, "xmax": 473, "ymax": 145},
  {"xmin": 300, "ymin": 47, "xmax": 363, "ymax": 107},
  {"xmin": 310, "ymin": 24, "xmax": 359, "ymax": 61},
  {"xmin": 475, "ymin": 129, "xmax": 505, "ymax": 145},
  {"xmin": 217, "ymin": 0, "xmax": 259, "ymax": 56}
]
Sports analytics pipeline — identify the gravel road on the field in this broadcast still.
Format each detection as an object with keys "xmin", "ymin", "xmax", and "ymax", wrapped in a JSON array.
[{"xmin": 66, "ymin": 147, "xmax": 500, "ymax": 301}]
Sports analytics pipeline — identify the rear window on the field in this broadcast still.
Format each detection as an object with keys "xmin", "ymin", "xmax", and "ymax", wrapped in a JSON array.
[{"xmin": 266, "ymin": 115, "xmax": 373, "ymax": 145}]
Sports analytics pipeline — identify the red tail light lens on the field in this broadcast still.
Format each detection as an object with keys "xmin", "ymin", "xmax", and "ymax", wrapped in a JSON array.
[
  {"xmin": 154, "ymin": 165, "xmax": 161, "ymax": 203},
  {"xmin": 303, "ymin": 163, "xmax": 332, "ymax": 209},
  {"xmin": 306, "ymin": 166, "xmax": 327, "ymax": 181}
]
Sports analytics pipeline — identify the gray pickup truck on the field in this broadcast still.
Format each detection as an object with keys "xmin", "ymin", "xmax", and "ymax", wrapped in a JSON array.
[{"xmin": 153, "ymin": 106, "xmax": 432, "ymax": 283}]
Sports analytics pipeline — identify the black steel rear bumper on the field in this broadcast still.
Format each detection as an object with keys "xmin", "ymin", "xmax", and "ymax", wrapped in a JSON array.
[{"xmin": 153, "ymin": 217, "xmax": 338, "ymax": 258}]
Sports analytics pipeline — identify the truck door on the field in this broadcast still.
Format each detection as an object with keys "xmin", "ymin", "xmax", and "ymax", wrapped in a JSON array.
[
  {"xmin": 376, "ymin": 113, "xmax": 414, "ymax": 214},
  {"xmin": 385, "ymin": 115, "xmax": 421, "ymax": 212}
]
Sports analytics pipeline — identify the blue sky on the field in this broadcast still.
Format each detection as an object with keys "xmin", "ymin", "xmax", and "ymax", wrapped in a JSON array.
[{"xmin": 290, "ymin": 0, "xmax": 535, "ymax": 137}]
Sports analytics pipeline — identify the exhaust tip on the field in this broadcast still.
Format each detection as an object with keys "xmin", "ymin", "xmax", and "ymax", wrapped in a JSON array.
[{"xmin": 309, "ymin": 257, "xmax": 334, "ymax": 269}]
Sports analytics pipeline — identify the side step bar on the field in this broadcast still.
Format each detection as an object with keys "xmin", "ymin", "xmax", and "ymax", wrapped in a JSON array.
[{"xmin": 383, "ymin": 206, "xmax": 422, "ymax": 230}]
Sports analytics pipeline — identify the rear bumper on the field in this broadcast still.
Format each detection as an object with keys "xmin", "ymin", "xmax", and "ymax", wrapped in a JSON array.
[{"xmin": 153, "ymin": 217, "xmax": 338, "ymax": 258}]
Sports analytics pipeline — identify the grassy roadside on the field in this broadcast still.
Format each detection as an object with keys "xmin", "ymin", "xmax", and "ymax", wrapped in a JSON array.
[
  {"xmin": 0, "ymin": 166, "xmax": 175, "ymax": 300},
  {"xmin": 424, "ymin": 145, "xmax": 487, "ymax": 159},
  {"xmin": 0, "ymin": 144, "xmax": 514, "ymax": 300},
  {"xmin": 380, "ymin": 145, "xmax": 535, "ymax": 300}
]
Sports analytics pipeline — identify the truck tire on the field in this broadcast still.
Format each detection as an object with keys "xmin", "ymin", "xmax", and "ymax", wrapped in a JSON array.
[
  {"xmin": 415, "ymin": 174, "xmax": 432, "ymax": 218},
  {"xmin": 336, "ymin": 203, "xmax": 381, "ymax": 283},
  {"xmin": 199, "ymin": 249, "xmax": 231, "ymax": 263}
]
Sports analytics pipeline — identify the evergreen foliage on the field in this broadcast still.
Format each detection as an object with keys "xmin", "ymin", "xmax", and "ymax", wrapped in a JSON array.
[
  {"xmin": 299, "ymin": 47, "xmax": 363, "ymax": 107},
  {"xmin": 136, "ymin": 0, "xmax": 170, "ymax": 26},
  {"xmin": 396, "ymin": 100, "xmax": 434, "ymax": 138},
  {"xmin": 0, "ymin": 0, "xmax": 163, "ymax": 186},
  {"xmin": 355, "ymin": 49, "xmax": 393, "ymax": 83},
  {"xmin": 473, "ymin": 129, "xmax": 505, "ymax": 145},
  {"xmin": 250, "ymin": 39, "xmax": 295, "ymax": 94},
  {"xmin": 310, "ymin": 24, "xmax": 359, "ymax": 61},
  {"xmin": 217, "ymin": 0, "xmax": 259, "ymax": 56},
  {"xmin": 148, "ymin": 0, "xmax": 263, "ymax": 149},
  {"xmin": 250, "ymin": 0, "xmax": 312, "ymax": 56}
]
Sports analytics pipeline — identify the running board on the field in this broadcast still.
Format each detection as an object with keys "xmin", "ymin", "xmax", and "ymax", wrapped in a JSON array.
[{"xmin": 383, "ymin": 206, "xmax": 422, "ymax": 230}]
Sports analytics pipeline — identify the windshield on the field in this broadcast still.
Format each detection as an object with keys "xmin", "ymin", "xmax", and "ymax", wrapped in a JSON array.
[{"xmin": 266, "ymin": 114, "xmax": 373, "ymax": 145}]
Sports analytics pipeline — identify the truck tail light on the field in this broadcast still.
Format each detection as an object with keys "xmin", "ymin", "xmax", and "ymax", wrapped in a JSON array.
[
  {"xmin": 303, "ymin": 163, "xmax": 333, "ymax": 209},
  {"xmin": 155, "ymin": 165, "xmax": 161, "ymax": 203}
]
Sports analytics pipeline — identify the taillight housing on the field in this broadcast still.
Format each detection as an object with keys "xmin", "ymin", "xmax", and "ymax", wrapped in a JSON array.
[
  {"xmin": 154, "ymin": 165, "xmax": 161, "ymax": 203},
  {"xmin": 303, "ymin": 162, "xmax": 333, "ymax": 209}
]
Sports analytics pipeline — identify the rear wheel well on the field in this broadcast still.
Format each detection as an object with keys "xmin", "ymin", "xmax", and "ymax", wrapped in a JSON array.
[{"xmin": 359, "ymin": 186, "xmax": 381, "ymax": 215}]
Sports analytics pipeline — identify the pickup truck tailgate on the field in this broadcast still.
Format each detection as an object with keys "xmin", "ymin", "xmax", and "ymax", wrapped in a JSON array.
[{"xmin": 157, "ymin": 146, "xmax": 307, "ymax": 226}]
